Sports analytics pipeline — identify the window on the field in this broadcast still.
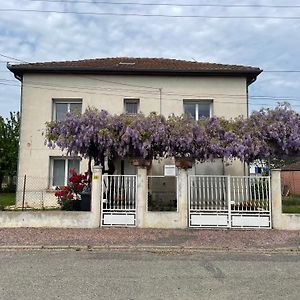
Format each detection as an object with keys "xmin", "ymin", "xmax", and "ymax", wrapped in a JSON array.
[
  {"xmin": 51, "ymin": 158, "xmax": 80, "ymax": 186},
  {"xmin": 53, "ymin": 100, "xmax": 82, "ymax": 121},
  {"xmin": 183, "ymin": 100, "xmax": 212, "ymax": 120},
  {"xmin": 124, "ymin": 99, "xmax": 139, "ymax": 114}
]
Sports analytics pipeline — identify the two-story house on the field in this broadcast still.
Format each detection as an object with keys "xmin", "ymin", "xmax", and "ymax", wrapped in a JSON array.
[{"xmin": 8, "ymin": 57, "xmax": 261, "ymax": 208}]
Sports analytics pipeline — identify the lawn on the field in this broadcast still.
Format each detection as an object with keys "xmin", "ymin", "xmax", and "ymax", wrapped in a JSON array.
[
  {"xmin": 282, "ymin": 195, "xmax": 300, "ymax": 214},
  {"xmin": 0, "ymin": 193, "xmax": 16, "ymax": 208}
]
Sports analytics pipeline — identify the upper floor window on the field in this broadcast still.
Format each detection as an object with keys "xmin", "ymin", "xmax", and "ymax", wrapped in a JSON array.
[
  {"xmin": 51, "ymin": 157, "xmax": 80, "ymax": 187},
  {"xmin": 124, "ymin": 99, "xmax": 139, "ymax": 114},
  {"xmin": 183, "ymin": 100, "xmax": 212, "ymax": 120},
  {"xmin": 53, "ymin": 99, "xmax": 82, "ymax": 121}
]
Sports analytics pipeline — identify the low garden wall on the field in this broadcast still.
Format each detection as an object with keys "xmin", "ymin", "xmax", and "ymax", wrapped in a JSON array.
[
  {"xmin": 273, "ymin": 214, "xmax": 300, "ymax": 230},
  {"xmin": 271, "ymin": 169, "xmax": 300, "ymax": 230},
  {"xmin": 0, "ymin": 211, "xmax": 98, "ymax": 228},
  {"xmin": 0, "ymin": 166, "xmax": 102, "ymax": 229}
]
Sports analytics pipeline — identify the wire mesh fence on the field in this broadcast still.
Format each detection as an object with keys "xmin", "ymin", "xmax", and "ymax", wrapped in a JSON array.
[{"xmin": 15, "ymin": 175, "xmax": 61, "ymax": 209}]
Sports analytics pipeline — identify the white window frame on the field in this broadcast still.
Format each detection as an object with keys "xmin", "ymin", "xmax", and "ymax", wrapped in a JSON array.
[
  {"xmin": 183, "ymin": 100, "xmax": 213, "ymax": 120},
  {"xmin": 50, "ymin": 157, "xmax": 81, "ymax": 187},
  {"xmin": 52, "ymin": 99, "xmax": 82, "ymax": 121},
  {"xmin": 124, "ymin": 98, "xmax": 140, "ymax": 114}
]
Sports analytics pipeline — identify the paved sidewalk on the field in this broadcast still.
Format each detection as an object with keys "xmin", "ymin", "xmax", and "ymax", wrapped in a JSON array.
[{"xmin": 0, "ymin": 228, "xmax": 299, "ymax": 252}]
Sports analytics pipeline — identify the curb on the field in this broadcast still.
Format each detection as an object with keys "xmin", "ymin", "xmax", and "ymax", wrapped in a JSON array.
[{"xmin": 0, "ymin": 244, "xmax": 299, "ymax": 254}]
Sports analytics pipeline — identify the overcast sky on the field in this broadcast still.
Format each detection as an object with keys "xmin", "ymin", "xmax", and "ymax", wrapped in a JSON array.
[{"xmin": 0, "ymin": 0, "xmax": 300, "ymax": 118}]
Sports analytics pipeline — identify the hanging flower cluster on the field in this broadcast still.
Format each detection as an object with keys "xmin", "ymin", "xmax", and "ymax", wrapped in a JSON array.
[{"xmin": 46, "ymin": 104, "xmax": 300, "ymax": 165}]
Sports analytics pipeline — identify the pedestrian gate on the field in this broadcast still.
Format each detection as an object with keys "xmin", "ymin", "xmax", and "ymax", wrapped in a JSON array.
[
  {"xmin": 188, "ymin": 175, "xmax": 271, "ymax": 228},
  {"xmin": 101, "ymin": 175, "xmax": 137, "ymax": 226}
]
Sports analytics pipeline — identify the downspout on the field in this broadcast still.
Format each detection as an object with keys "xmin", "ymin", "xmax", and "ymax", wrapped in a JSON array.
[
  {"xmin": 14, "ymin": 72, "xmax": 23, "ymax": 204},
  {"xmin": 244, "ymin": 81, "xmax": 249, "ymax": 176},
  {"xmin": 245, "ymin": 77, "xmax": 252, "ymax": 176}
]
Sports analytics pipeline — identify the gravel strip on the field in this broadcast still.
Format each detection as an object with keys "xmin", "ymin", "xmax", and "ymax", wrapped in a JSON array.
[{"xmin": 0, "ymin": 228, "xmax": 299, "ymax": 251}]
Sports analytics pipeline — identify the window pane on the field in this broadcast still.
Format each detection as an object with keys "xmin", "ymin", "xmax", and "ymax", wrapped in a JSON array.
[
  {"xmin": 184, "ymin": 103, "xmax": 196, "ymax": 119},
  {"xmin": 53, "ymin": 160, "xmax": 65, "ymax": 186},
  {"xmin": 198, "ymin": 103, "xmax": 210, "ymax": 118},
  {"xmin": 124, "ymin": 100, "xmax": 139, "ymax": 114},
  {"xmin": 67, "ymin": 160, "xmax": 80, "ymax": 180},
  {"xmin": 70, "ymin": 103, "xmax": 82, "ymax": 114},
  {"xmin": 55, "ymin": 103, "xmax": 68, "ymax": 121}
]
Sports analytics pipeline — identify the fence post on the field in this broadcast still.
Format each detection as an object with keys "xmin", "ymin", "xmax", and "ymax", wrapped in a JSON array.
[
  {"xmin": 178, "ymin": 168, "xmax": 188, "ymax": 229},
  {"xmin": 22, "ymin": 175, "xmax": 26, "ymax": 211},
  {"xmin": 136, "ymin": 166, "xmax": 147, "ymax": 228},
  {"xmin": 91, "ymin": 165, "xmax": 102, "ymax": 228},
  {"xmin": 227, "ymin": 175, "xmax": 231, "ymax": 228},
  {"xmin": 271, "ymin": 169, "xmax": 282, "ymax": 229}
]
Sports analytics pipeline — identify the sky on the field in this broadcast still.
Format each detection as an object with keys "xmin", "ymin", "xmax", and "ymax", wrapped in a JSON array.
[{"xmin": 1, "ymin": 0, "xmax": 300, "ymax": 118}]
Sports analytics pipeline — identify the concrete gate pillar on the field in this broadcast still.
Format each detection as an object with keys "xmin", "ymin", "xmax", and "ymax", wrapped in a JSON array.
[
  {"xmin": 177, "ymin": 168, "xmax": 188, "ymax": 228},
  {"xmin": 136, "ymin": 166, "xmax": 147, "ymax": 227},
  {"xmin": 271, "ymin": 169, "xmax": 282, "ymax": 229},
  {"xmin": 91, "ymin": 165, "xmax": 102, "ymax": 227}
]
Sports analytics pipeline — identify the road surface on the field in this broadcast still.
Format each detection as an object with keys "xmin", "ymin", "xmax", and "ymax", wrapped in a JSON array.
[{"xmin": 0, "ymin": 250, "xmax": 299, "ymax": 300}]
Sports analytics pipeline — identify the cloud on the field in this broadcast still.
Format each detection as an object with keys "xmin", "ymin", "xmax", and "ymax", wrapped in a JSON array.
[{"xmin": 0, "ymin": 0, "xmax": 300, "ymax": 117}]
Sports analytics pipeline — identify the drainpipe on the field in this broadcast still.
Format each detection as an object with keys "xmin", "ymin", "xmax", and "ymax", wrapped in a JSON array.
[
  {"xmin": 14, "ymin": 72, "xmax": 23, "ymax": 207},
  {"xmin": 245, "ymin": 80, "xmax": 250, "ymax": 176}
]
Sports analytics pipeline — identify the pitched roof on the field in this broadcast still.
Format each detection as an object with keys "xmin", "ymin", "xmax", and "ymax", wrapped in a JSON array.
[{"xmin": 7, "ymin": 57, "xmax": 262, "ymax": 81}]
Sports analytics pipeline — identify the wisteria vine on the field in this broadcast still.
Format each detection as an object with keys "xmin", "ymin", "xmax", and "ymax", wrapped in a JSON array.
[{"xmin": 46, "ymin": 104, "xmax": 300, "ymax": 165}]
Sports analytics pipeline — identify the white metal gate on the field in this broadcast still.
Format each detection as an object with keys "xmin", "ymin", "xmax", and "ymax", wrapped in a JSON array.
[
  {"xmin": 188, "ymin": 175, "xmax": 271, "ymax": 228},
  {"xmin": 101, "ymin": 175, "xmax": 137, "ymax": 227}
]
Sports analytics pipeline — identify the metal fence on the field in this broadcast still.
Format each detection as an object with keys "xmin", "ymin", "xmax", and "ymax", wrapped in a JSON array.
[
  {"xmin": 102, "ymin": 175, "xmax": 136, "ymax": 211},
  {"xmin": 189, "ymin": 175, "xmax": 271, "ymax": 228},
  {"xmin": 189, "ymin": 175, "xmax": 270, "ymax": 212},
  {"xmin": 101, "ymin": 175, "xmax": 137, "ymax": 226},
  {"xmin": 15, "ymin": 175, "xmax": 60, "ymax": 209}
]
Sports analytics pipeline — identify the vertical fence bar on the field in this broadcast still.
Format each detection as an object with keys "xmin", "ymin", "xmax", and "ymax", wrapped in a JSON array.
[
  {"xmin": 221, "ymin": 177, "xmax": 225, "ymax": 210},
  {"xmin": 124, "ymin": 177, "xmax": 127, "ymax": 208},
  {"xmin": 227, "ymin": 175, "xmax": 231, "ymax": 227},
  {"xmin": 190, "ymin": 177, "xmax": 194, "ymax": 210},
  {"xmin": 268, "ymin": 176, "xmax": 271, "ymax": 212},
  {"xmin": 198, "ymin": 177, "xmax": 201, "ymax": 209},
  {"xmin": 241, "ymin": 177, "xmax": 245, "ymax": 204}
]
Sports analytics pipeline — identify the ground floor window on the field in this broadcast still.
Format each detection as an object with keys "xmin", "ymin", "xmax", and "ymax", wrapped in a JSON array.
[{"xmin": 51, "ymin": 157, "xmax": 80, "ymax": 187}]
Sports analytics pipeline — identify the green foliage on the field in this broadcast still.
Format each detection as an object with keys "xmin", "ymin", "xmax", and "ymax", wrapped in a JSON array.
[
  {"xmin": 0, "ymin": 112, "xmax": 20, "ymax": 191},
  {"xmin": 0, "ymin": 193, "xmax": 16, "ymax": 210},
  {"xmin": 282, "ymin": 195, "xmax": 300, "ymax": 213}
]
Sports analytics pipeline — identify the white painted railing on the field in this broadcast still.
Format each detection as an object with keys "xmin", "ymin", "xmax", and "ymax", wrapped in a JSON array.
[
  {"xmin": 101, "ymin": 175, "xmax": 137, "ymax": 227},
  {"xmin": 189, "ymin": 175, "xmax": 271, "ymax": 228},
  {"xmin": 102, "ymin": 175, "xmax": 137, "ymax": 211},
  {"xmin": 230, "ymin": 176, "xmax": 271, "ymax": 212},
  {"xmin": 189, "ymin": 175, "xmax": 228, "ymax": 211}
]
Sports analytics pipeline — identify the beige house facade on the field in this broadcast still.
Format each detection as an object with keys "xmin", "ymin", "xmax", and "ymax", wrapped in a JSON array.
[{"xmin": 8, "ymin": 57, "xmax": 262, "ymax": 208}]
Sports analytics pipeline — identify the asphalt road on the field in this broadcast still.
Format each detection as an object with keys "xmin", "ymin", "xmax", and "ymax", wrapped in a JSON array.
[{"xmin": 0, "ymin": 250, "xmax": 299, "ymax": 300}]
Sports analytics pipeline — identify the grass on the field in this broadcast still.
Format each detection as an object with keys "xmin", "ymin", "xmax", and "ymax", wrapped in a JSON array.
[
  {"xmin": 282, "ymin": 195, "xmax": 300, "ymax": 214},
  {"xmin": 0, "ymin": 193, "xmax": 16, "ymax": 208}
]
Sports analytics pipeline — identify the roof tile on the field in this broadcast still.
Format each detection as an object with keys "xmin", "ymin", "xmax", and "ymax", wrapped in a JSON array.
[{"xmin": 8, "ymin": 57, "xmax": 261, "ymax": 74}]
